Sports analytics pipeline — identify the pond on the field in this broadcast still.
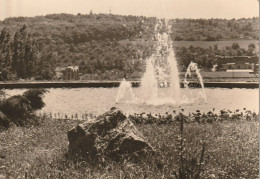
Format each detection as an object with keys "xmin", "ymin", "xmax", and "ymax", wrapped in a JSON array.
[{"xmin": 4, "ymin": 87, "xmax": 259, "ymax": 118}]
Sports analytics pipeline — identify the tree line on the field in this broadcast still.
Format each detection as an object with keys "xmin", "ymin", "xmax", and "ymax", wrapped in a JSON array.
[
  {"xmin": 0, "ymin": 26, "xmax": 53, "ymax": 80},
  {"xmin": 0, "ymin": 13, "xmax": 258, "ymax": 80},
  {"xmin": 175, "ymin": 42, "xmax": 257, "ymax": 71}
]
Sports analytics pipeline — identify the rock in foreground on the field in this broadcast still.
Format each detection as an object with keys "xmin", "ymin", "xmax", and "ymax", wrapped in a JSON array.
[{"xmin": 68, "ymin": 108, "xmax": 154, "ymax": 160}]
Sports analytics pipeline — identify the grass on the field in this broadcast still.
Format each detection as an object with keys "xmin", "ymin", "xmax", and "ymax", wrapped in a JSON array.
[{"xmin": 0, "ymin": 115, "xmax": 258, "ymax": 178}]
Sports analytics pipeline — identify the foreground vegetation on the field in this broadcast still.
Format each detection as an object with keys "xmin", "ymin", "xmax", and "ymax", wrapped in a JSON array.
[{"xmin": 0, "ymin": 111, "xmax": 258, "ymax": 178}]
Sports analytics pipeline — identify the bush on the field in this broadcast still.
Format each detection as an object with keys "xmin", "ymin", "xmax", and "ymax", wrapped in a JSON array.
[
  {"xmin": 0, "ymin": 89, "xmax": 47, "ymax": 127},
  {"xmin": 0, "ymin": 111, "xmax": 10, "ymax": 129},
  {"xmin": 0, "ymin": 95, "xmax": 32, "ymax": 124},
  {"xmin": 22, "ymin": 89, "xmax": 48, "ymax": 111}
]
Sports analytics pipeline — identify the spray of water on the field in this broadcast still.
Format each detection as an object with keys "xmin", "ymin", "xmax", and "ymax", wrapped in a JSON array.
[
  {"xmin": 211, "ymin": 64, "xmax": 218, "ymax": 72},
  {"xmin": 116, "ymin": 78, "xmax": 135, "ymax": 103},
  {"xmin": 116, "ymin": 19, "xmax": 206, "ymax": 105},
  {"xmin": 136, "ymin": 19, "xmax": 181, "ymax": 104},
  {"xmin": 183, "ymin": 61, "xmax": 206, "ymax": 102},
  {"xmin": 140, "ymin": 58, "xmax": 158, "ymax": 102}
]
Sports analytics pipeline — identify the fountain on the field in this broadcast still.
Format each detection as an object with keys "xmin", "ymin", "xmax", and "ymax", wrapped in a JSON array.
[
  {"xmin": 116, "ymin": 78, "xmax": 135, "ymax": 103},
  {"xmin": 183, "ymin": 61, "xmax": 206, "ymax": 102},
  {"xmin": 140, "ymin": 58, "xmax": 158, "ymax": 102},
  {"xmin": 116, "ymin": 19, "xmax": 206, "ymax": 105}
]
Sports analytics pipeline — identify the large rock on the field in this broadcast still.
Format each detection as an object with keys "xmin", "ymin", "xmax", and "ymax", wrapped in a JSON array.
[{"xmin": 68, "ymin": 108, "xmax": 154, "ymax": 159}]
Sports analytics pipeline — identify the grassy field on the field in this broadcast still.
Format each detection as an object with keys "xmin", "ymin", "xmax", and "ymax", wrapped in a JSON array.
[{"xmin": 0, "ymin": 115, "xmax": 258, "ymax": 179}]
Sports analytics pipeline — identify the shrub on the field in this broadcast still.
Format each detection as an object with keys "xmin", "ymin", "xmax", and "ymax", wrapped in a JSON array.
[
  {"xmin": 0, "ymin": 95, "xmax": 32, "ymax": 124},
  {"xmin": 0, "ymin": 111, "xmax": 10, "ymax": 129},
  {"xmin": 0, "ymin": 89, "xmax": 47, "ymax": 127},
  {"xmin": 22, "ymin": 89, "xmax": 48, "ymax": 111}
]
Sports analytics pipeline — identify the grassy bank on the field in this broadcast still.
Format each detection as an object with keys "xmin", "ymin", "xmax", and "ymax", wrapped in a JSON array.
[{"xmin": 0, "ymin": 117, "xmax": 258, "ymax": 178}]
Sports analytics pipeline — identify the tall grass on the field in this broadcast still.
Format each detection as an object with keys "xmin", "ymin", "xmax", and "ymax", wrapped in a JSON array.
[{"xmin": 0, "ymin": 116, "xmax": 258, "ymax": 178}]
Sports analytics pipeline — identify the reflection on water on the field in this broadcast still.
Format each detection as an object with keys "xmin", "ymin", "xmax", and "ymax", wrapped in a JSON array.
[{"xmin": 4, "ymin": 88, "xmax": 259, "ymax": 117}]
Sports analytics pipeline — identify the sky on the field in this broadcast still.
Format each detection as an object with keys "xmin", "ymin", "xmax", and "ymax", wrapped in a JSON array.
[{"xmin": 0, "ymin": 0, "xmax": 259, "ymax": 20}]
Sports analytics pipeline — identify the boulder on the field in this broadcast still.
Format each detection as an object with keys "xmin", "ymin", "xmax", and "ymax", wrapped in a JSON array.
[{"xmin": 68, "ymin": 108, "xmax": 154, "ymax": 160}]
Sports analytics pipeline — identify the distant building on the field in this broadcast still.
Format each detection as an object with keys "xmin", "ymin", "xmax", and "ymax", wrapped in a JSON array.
[
  {"xmin": 54, "ymin": 66, "xmax": 66, "ymax": 80},
  {"xmin": 217, "ymin": 55, "xmax": 259, "ymax": 73},
  {"xmin": 55, "ymin": 66, "xmax": 79, "ymax": 80},
  {"xmin": 63, "ymin": 66, "xmax": 79, "ymax": 80}
]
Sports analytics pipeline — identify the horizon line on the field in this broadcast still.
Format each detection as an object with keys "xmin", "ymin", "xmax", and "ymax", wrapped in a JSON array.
[{"xmin": 0, "ymin": 12, "xmax": 259, "ymax": 21}]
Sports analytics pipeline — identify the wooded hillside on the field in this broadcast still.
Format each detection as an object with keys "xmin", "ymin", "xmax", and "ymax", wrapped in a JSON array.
[{"xmin": 0, "ymin": 13, "xmax": 258, "ymax": 80}]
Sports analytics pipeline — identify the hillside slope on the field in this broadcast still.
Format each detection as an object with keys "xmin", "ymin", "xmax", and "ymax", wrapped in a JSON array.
[{"xmin": 0, "ymin": 13, "xmax": 258, "ymax": 80}]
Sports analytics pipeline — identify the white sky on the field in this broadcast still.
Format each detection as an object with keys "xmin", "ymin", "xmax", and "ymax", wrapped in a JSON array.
[{"xmin": 0, "ymin": 0, "xmax": 259, "ymax": 20}]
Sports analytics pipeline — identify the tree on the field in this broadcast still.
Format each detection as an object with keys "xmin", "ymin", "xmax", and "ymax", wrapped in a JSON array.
[
  {"xmin": 227, "ymin": 21, "xmax": 232, "ymax": 28},
  {"xmin": 0, "ymin": 28, "xmax": 13, "ymax": 80},
  {"xmin": 237, "ymin": 49, "xmax": 243, "ymax": 56},
  {"xmin": 206, "ymin": 60, "xmax": 213, "ymax": 69},
  {"xmin": 174, "ymin": 36, "xmax": 183, "ymax": 41},
  {"xmin": 213, "ymin": 44, "xmax": 218, "ymax": 50},
  {"xmin": 35, "ymin": 53, "xmax": 54, "ymax": 80},
  {"xmin": 12, "ymin": 25, "xmax": 38, "ymax": 79},
  {"xmin": 69, "ymin": 44, "xmax": 75, "ymax": 53},
  {"xmin": 231, "ymin": 42, "xmax": 240, "ymax": 50},
  {"xmin": 205, "ymin": 35, "xmax": 216, "ymax": 41},
  {"xmin": 248, "ymin": 43, "xmax": 256, "ymax": 50},
  {"xmin": 0, "ymin": 25, "xmax": 53, "ymax": 80}
]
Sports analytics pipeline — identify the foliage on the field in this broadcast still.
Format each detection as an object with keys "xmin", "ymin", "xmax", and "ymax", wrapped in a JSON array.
[
  {"xmin": 0, "ymin": 89, "xmax": 47, "ymax": 127},
  {"xmin": 0, "ymin": 26, "xmax": 53, "ymax": 80},
  {"xmin": 0, "ymin": 111, "xmax": 10, "ymax": 129},
  {"xmin": 22, "ymin": 88, "xmax": 48, "ymax": 111},
  {"xmin": 0, "ymin": 14, "xmax": 258, "ymax": 80},
  {"xmin": 128, "ymin": 109, "xmax": 258, "ymax": 125},
  {"xmin": 170, "ymin": 18, "xmax": 259, "ymax": 41},
  {"xmin": 0, "ymin": 95, "xmax": 33, "ymax": 123},
  {"xmin": 0, "ymin": 113, "xmax": 258, "ymax": 178},
  {"xmin": 175, "ymin": 42, "xmax": 257, "ymax": 71},
  {"xmin": 173, "ymin": 112, "xmax": 206, "ymax": 179}
]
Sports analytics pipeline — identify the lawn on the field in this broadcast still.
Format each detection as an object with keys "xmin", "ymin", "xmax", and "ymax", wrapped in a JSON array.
[{"xmin": 0, "ymin": 116, "xmax": 258, "ymax": 178}]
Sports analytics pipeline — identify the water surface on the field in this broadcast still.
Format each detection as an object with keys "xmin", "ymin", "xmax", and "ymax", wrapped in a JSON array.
[{"xmin": 5, "ymin": 88, "xmax": 258, "ymax": 117}]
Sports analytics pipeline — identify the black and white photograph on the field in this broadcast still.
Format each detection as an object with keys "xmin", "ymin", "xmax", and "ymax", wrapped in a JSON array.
[{"xmin": 0, "ymin": 0, "xmax": 259, "ymax": 178}]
